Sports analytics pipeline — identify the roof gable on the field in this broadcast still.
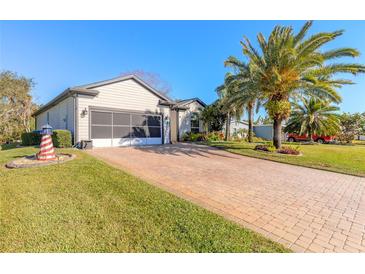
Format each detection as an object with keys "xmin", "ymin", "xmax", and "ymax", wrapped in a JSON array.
[
  {"xmin": 73, "ymin": 75, "xmax": 171, "ymax": 101},
  {"xmin": 175, "ymin": 97, "xmax": 206, "ymax": 108}
]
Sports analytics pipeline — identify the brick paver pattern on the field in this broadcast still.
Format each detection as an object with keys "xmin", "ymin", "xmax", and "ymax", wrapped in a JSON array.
[{"xmin": 88, "ymin": 143, "xmax": 365, "ymax": 252}]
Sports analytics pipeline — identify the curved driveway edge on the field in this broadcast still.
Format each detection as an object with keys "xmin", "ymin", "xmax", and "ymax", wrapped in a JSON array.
[{"xmin": 87, "ymin": 143, "xmax": 365, "ymax": 252}]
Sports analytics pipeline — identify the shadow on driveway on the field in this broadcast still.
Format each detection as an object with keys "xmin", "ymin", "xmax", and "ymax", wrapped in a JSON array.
[{"xmin": 133, "ymin": 142, "xmax": 239, "ymax": 159}]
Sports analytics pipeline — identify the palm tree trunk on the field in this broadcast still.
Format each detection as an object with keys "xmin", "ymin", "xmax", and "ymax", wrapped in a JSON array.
[
  {"xmin": 273, "ymin": 118, "xmax": 282, "ymax": 149},
  {"xmin": 247, "ymin": 103, "xmax": 254, "ymax": 143},
  {"xmin": 225, "ymin": 112, "xmax": 231, "ymax": 141}
]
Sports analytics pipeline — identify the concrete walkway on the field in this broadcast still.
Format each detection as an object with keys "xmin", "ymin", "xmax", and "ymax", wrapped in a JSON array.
[{"xmin": 87, "ymin": 143, "xmax": 365, "ymax": 252}]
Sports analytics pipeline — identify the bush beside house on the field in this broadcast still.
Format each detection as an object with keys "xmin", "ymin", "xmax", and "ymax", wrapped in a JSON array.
[
  {"xmin": 52, "ymin": 130, "xmax": 72, "ymax": 148},
  {"xmin": 21, "ymin": 130, "xmax": 72, "ymax": 148},
  {"xmin": 21, "ymin": 132, "xmax": 42, "ymax": 146}
]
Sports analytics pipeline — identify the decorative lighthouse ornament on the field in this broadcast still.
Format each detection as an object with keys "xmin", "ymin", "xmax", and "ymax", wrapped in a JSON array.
[{"xmin": 37, "ymin": 124, "xmax": 56, "ymax": 161}]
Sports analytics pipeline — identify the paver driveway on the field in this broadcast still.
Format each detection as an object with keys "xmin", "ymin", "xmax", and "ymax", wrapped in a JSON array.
[{"xmin": 88, "ymin": 143, "xmax": 365, "ymax": 252}]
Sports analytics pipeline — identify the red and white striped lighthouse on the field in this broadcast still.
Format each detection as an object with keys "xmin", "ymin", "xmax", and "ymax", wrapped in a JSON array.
[{"xmin": 37, "ymin": 124, "xmax": 56, "ymax": 161}]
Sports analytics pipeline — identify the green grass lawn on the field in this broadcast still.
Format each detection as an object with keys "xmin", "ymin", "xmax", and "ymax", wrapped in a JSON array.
[
  {"xmin": 208, "ymin": 141, "xmax": 365, "ymax": 177},
  {"xmin": 0, "ymin": 147, "xmax": 288, "ymax": 252}
]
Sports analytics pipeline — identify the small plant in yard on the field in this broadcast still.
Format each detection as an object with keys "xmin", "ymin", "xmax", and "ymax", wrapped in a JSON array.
[
  {"xmin": 276, "ymin": 145, "xmax": 301, "ymax": 155},
  {"xmin": 246, "ymin": 135, "xmax": 266, "ymax": 143},
  {"xmin": 231, "ymin": 128, "xmax": 247, "ymax": 141},
  {"xmin": 182, "ymin": 132, "xmax": 206, "ymax": 142},
  {"xmin": 206, "ymin": 131, "xmax": 225, "ymax": 142},
  {"xmin": 254, "ymin": 144, "xmax": 301, "ymax": 155},
  {"xmin": 254, "ymin": 144, "xmax": 276, "ymax": 152}
]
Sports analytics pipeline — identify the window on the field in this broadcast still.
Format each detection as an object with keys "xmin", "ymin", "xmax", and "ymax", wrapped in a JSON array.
[
  {"xmin": 131, "ymin": 114, "xmax": 147, "ymax": 138},
  {"xmin": 113, "ymin": 126, "xmax": 130, "ymax": 138},
  {"xmin": 147, "ymin": 115, "xmax": 161, "ymax": 138},
  {"xmin": 131, "ymin": 114, "xmax": 161, "ymax": 138},
  {"xmin": 91, "ymin": 111, "xmax": 112, "ymax": 139},
  {"xmin": 131, "ymin": 127, "xmax": 147, "ymax": 138},
  {"xmin": 91, "ymin": 111, "xmax": 112, "ymax": 125},
  {"xmin": 91, "ymin": 126, "xmax": 112, "ymax": 138},
  {"xmin": 90, "ymin": 111, "xmax": 162, "ymax": 139},
  {"xmin": 191, "ymin": 112, "xmax": 200, "ymax": 133},
  {"xmin": 113, "ymin": 113, "xmax": 130, "ymax": 138}
]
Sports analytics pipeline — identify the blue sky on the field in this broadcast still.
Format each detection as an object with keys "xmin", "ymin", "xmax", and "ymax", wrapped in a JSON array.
[{"xmin": 1, "ymin": 20, "xmax": 365, "ymax": 118}]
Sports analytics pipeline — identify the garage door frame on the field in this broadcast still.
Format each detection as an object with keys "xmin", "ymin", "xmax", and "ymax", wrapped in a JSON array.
[{"xmin": 88, "ymin": 106, "xmax": 164, "ymax": 147}]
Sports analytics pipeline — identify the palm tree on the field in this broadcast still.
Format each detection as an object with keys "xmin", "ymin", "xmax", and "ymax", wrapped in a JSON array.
[
  {"xmin": 216, "ymin": 73, "xmax": 244, "ymax": 141},
  {"xmin": 241, "ymin": 21, "xmax": 365, "ymax": 148},
  {"xmin": 224, "ymin": 56, "xmax": 260, "ymax": 142},
  {"xmin": 284, "ymin": 97, "xmax": 341, "ymax": 141}
]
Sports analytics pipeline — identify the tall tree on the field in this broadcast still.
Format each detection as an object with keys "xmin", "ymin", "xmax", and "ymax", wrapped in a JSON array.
[
  {"xmin": 241, "ymin": 21, "xmax": 365, "ymax": 148},
  {"xmin": 337, "ymin": 112, "xmax": 365, "ymax": 143},
  {"xmin": 216, "ymin": 73, "xmax": 244, "ymax": 141},
  {"xmin": 224, "ymin": 56, "xmax": 260, "ymax": 143},
  {"xmin": 200, "ymin": 100, "xmax": 227, "ymax": 132},
  {"xmin": 284, "ymin": 97, "xmax": 340, "ymax": 141},
  {"xmin": 0, "ymin": 71, "xmax": 37, "ymax": 142}
]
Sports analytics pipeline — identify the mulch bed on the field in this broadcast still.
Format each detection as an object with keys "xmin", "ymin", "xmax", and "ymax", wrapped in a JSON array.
[{"xmin": 5, "ymin": 153, "xmax": 76, "ymax": 169}]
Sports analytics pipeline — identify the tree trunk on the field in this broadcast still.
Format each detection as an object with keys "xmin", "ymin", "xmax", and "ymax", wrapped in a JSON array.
[
  {"xmin": 225, "ymin": 112, "xmax": 231, "ymax": 141},
  {"xmin": 308, "ymin": 128, "xmax": 314, "ymax": 142},
  {"xmin": 247, "ymin": 103, "xmax": 254, "ymax": 143},
  {"xmin": 273, "ymin": 118, "xmax": 282, "ymax": 149}
]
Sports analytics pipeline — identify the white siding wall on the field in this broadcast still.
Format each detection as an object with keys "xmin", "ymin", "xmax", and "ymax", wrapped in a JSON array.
[
  {"xmin": 178, "ymin": 101, "xmax": 204, "ymax": 139},
  {"xmin": 36, "ymin": 112, "xmax": 47, "ymax": 130},
  {"xmin": 222, "ymin": 120, "xmax": 249, "ymax": 136},
  {"xmin": 36, "ymin": 97, "xmax": 74, "ymax": 134},
  {"xmin": 77, "ymin": 79, "xmax": 169, "ymax": 142}
]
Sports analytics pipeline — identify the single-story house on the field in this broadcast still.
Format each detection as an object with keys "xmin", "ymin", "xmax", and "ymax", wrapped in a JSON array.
[{"xmin": 33, "ymin": 75, "xmax": 206, "ymax": 147}]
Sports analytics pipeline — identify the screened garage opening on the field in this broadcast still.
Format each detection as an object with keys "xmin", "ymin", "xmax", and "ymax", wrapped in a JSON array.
[{"xmin": 90, "ymin": 110, "xmax": 162, "ymax": 147}]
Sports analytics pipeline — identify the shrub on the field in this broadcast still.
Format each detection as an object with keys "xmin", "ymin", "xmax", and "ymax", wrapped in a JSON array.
[
  {"xmin": 206, "ymin": 131, "xmax": 225, "ymax": 142},
  {"xmin": 182, "ymin": 132, "xmax": 206, "ymax": 142},
  {"xmin": 21, "ymin": 129, "xmax": 72, "ymax": 148},
  {"xmin": 244, "ymin": 132, "xmax": 266, "ymax": 143},
  {"xmin": 254, "ymin": 144, "xmax": 276, "ymax": 152},
  {"xmin": 277, "ymin": 145, "xmax": 301, "ymax": 155},
  {"xmin": 232, "ymin": 128, "xmax": 248, "ymax": 141},
  {"xmin": 21, "ymin": 132, "xmax": 41, "ymax": 146},
  {"xmin": 52, "ymin": 130, "xmax": 72, "ymax": 148},
  {"xmin": 252, "ymin": 136, "xmax": 267, "ymax": 142}
]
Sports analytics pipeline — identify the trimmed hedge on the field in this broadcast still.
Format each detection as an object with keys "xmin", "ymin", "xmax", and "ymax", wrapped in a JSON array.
[
  {"xmin": 21, "ymin": 132, "xmax": 41, "ymax": 146},
  {"xmin": 21, "ymin": 129, "xmax": 72, "ymax": 148},
  {"xmin": 52, "ymin": 130, "xmax": 72, "ymax": 148}
]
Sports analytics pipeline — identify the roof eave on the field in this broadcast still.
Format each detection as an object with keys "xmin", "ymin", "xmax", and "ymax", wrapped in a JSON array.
[
  {"xmin": 32, "ymin": 89, "xmax": 99, "ymax": 117},
  {"xmin": 175, "ymin": 98, "xmax": 206, "ymax": 108}
]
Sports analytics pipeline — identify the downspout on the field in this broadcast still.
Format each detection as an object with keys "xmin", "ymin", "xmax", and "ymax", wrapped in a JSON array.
[
  {"xmin": 73, "ymin": 95, "xmax": 78, "ymax": 145},
  {"xmin": 176, "ymin": 110, "xmax": 180, "ymax": 142}
]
